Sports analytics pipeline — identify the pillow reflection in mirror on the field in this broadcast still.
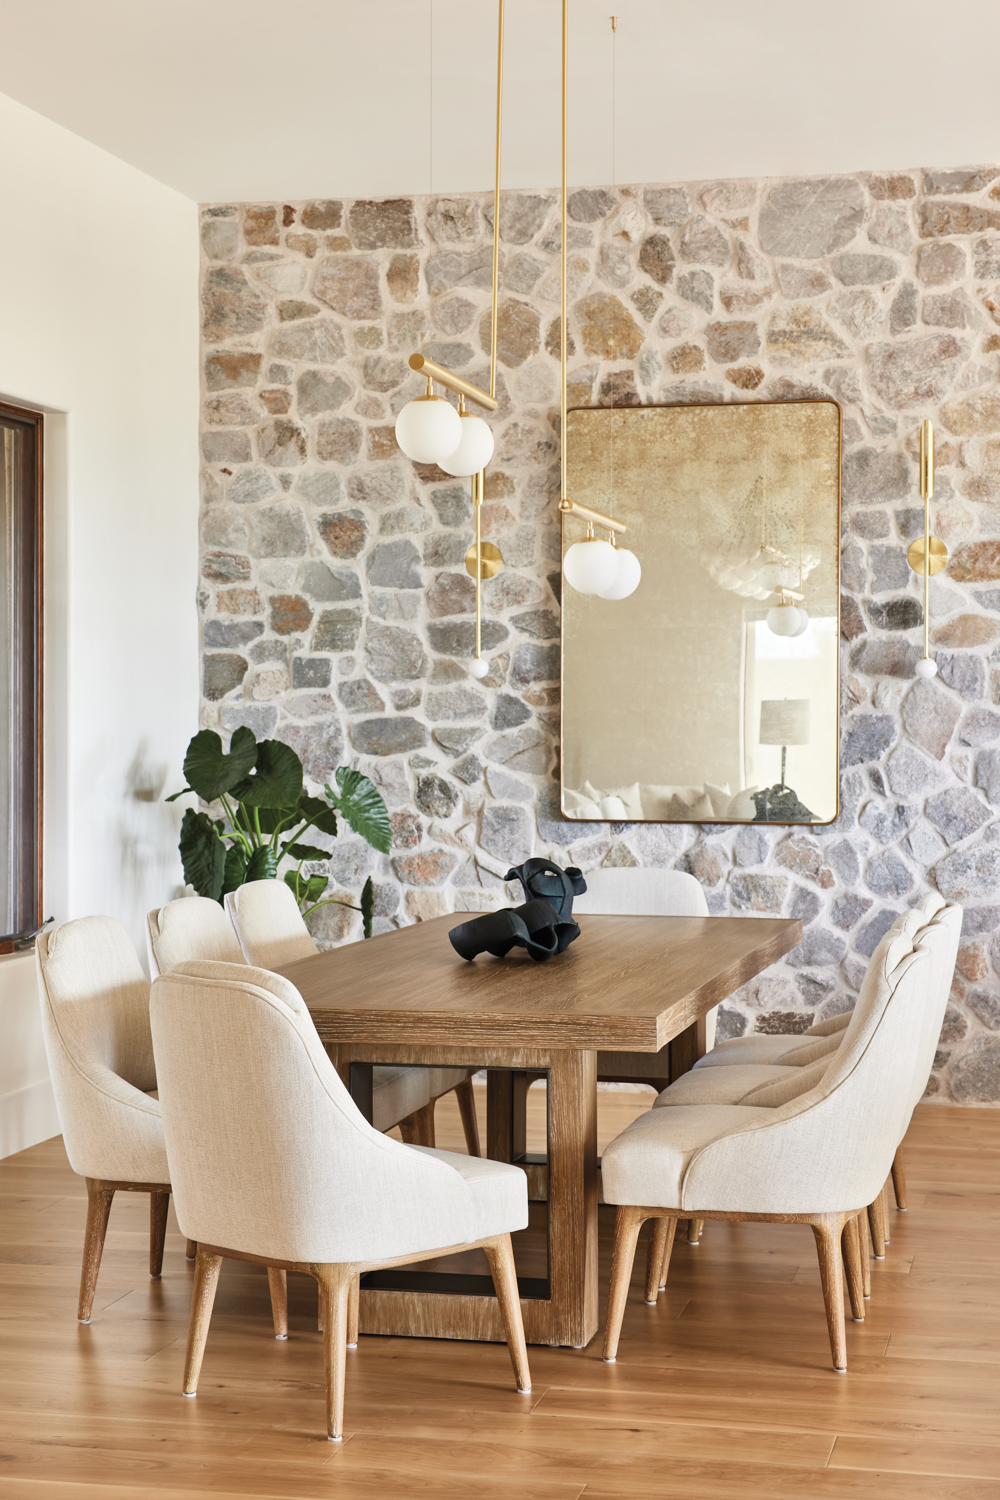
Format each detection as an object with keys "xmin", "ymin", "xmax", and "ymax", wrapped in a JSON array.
[
  {"xmin": 582, "ymin": 780, "xmax": 643, "ymax": 819},
  {"xmin": 640, "ymin": 784, "xmax": 703, "ymax": 818},
  {"xmin": 704, "ymin": 781, "xmax": 732, "ymax": 818},
  {"xmin": 726, "ymin": 786, "xmax": 760, "ymax": 820},
  {"xmin": 599, "ymin": 796, "xmax": 627, "ymax": 820},
  {"xmin": 666, "ymin": 791, "xmax": 714, "ymax": 820}
]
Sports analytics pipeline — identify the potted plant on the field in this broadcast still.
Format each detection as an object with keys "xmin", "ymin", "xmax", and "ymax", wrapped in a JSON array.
[{"xmin": 169, "ymin": 727, "xmax": 391, "ymax": 937}]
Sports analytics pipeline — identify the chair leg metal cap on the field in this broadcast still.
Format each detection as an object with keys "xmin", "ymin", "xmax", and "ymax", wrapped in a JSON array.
[
  {"xmin": 150, "ymin": 1273, "xmax": 161, "ymax": 1280},
  {"xmin": 874, "ymin": 1253, "xmax": 885, "ymax": 1260},
  {"xmin": 78, "ymin": 1318, "xmax": 91, "ymax": 1325},
  {"xmin": 183, "ymin": 1391, "xmax": 196, "ymax": 1398},
  {"xmin": 643, "ymin": 1298, "xmax": 657, "ymax": 1305},
  {"xmin": 852, "ymin": 1317, "xmax": 865, "ymax": 1323},
  {"xmin": 834, "ymin": 1366, "xmax": 847, "ymax": 1374},
  {"xmin": 327, "ymin": 1434, "xmax": 343, "ymax": 1443},
  {"xmin": 603, "ymin": 1356, "xmax": 616, "ymax": 1363},
  {"xmin": 896, "ymin": 1206, "xmax": 907, "ymax": 1213},
  {"xmin": 346, "ymin": 1341, "xmax": 358, "ymax": 1349},
  {"xmin": 518, "ymin": 1385, "xmax": 532, "ymax": 1395},
  {"xmin": 275, "ymin": 1333, "xmax": 288, "ymax": 1340}
]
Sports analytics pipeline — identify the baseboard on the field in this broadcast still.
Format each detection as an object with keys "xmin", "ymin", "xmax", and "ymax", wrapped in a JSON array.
[{"xmin": 0, "ymin": 1078, "xmax": 61, "ymax": 1160}]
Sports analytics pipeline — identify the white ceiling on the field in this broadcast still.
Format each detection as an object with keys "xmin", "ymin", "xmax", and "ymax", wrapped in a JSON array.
[{"xmin": 1, "ymin": 0, "xmax": 998, "ymax": 203}]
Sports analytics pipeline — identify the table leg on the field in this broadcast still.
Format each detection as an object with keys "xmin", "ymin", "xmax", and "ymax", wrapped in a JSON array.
[
  {"xmin": 546, "ymin": 1049, "xmax": 598, "ymax": 1349},
  {"xmin": 669, "ymin": 1016, "xmax": 707, "ymax": 1081}
]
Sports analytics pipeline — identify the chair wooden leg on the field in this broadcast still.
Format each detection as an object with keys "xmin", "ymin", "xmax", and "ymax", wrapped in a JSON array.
[
  {"xmin": 858, "ymin": 1211, "xmax": 871, "ymax": 1300},
  {"xmin": 347, "ymin": 1274, "xmax": 360, "ymax": 1348},
  {"xmin": 880, "ymin": 1180, "xmax": 891, "ymax": 1245},
  {"xmin": 267, "ymin": 1267, "xmax": 288, "ymax": 1339},
  {"xmin": 868, "ymin": 1192, "xmax": 886, "ymax": 1260},
  {"xmin": 398, "ymin": 1100, "xmax": 436, "ymax": 1148},
  {"xmin": 811, "ymin": 1214, "xmax": 848, "ymax": 1372},
  {"xmin": 455, "ymin": 1077, "xmax": 481, "ymax": 1157},
  {"xmin": 183, "ymin": 1252, "xmax": 223, "ymax": 1395},
  {"xmin": 841, "ymin": 1212, "xmax": 865, "ymax": 1322},
  {"xmin": 149, "ymin": 1190, "xmax": 170, "ymax": 1279},
  {"xmin": 602, "ymin": 1206, "xmax": 646, "ymax": 1363},
  {"xmin": 185, "ymin": 1239, "xmax": 197, "ymax": 1260},
  {"xmin": 645, "ymin": 1216, "xmax": 676, "ymax": 1303},
  {"xmin": 891, "ymin": 1147, "xmax": 908, "ymax": 1212},
  {"xmin": 78, "ymin": 1179, "xmax": 114, "ymax": 1323},
  {"xmin": 484, "ymin": 1234, "xmax": 532, "ymax": 1393},
  {"xmin": 687, "ymin": 1217, "xmax": 704, "ymax": 1245},
  {"xmin": 316, "ymin": 1266, "xmax": 352, "ymax": 1441}
]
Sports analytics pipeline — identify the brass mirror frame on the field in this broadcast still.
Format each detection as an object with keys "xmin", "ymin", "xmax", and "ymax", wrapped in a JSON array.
[{"xmin": 559, "ymin": 397, "xmax": 843, "ymax": 829}]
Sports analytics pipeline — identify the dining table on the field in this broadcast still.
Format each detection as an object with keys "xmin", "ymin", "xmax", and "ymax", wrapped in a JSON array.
[{"xmin": 278, "ymin": 908, "xmax": 802, "ymax": 1349}]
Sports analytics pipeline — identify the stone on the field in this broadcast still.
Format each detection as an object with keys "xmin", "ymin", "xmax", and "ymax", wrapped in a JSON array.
[
  {"xmin": 842, "ymin": 447, "xmax": 911, "ymax": 506},
  {"xmin": 914, "ymin": 241, "xmax": 966, "ymax": 287},
  {"xmin": 950, "ymin": 1034, "xmax": 1000, "ymax": 1102},
  {"xmin": 426, "ymin": 197, "xmax": 479, "ymax": 243},
  {"xmin": 920, "ymin": 201, "xmax": 1000, "ymax": 236},
  {"xmin": 218, "ymin": 586, "xmax": 262, "ymax": 615},
  {"xmin": 478, "ymin": 300, "xmax": 540, "ymax": 367},
  {"xmin": 506, "ymin": 252, "xmax": 546, "ymax": 295},
  {"xmin": 425, "ymin": 248, "xmax": 494, "ymax": 297},
  {"xmin": 347, "ymin": 468, "xmax": 406, "ymax": 510},
  {"xmin": 349, "ymin": 717, "xmax": 427, "ymax": 759},
  {"xmin": 758, "ymin": 176, "xmax": 865, "ymax": 258},
  {"xmin": 479, "ymin": 805, "xmax": 532, "ymax": 865},
  {"xmin": 452, "ymin": 754, "xmax": 483, "ymax": 785},
  {"xmin": 293, "ymin": 657, "xmax": 332, "ymax": 689},
  {"xmin": 859, "ymin": 800, "xmax": 919, "ymax": 845},
  {"xmin": 347, "ymin": 198, "xmax": 417, "ymax": 249},
  {"xmin": 775, "ymin": 264, "xmax": 831, "ymax": 299},
  {"xmin": 260, "ymin": 390, "xmax": 291, "ymax": 415},
  {"xmin": 938, "ymin": 652, "xmax": 986, "ymax": 700},
  {"xmin": 732, "ymin": 826, "xmax": 770, "ymax": 867},
  {"xmin": 366, "ymin": 539, "xmax": 422, "ymax": 590},
  {"xmin": 886, "ymin": 744, "xmax": 946, "ymax": 795},
  {"xmin": 434, "ymin": 726, "xmax": 484, "ymax": 755},
  {"xmin": 204, "ymin": 619, "xmax": 262, "ymax": 650},
  {"xmin": 249, "ymin": 503, "xmax": 309, "ymax": 558},
  {"xmin": 415, "ymin": 773, "xmax": 458, "ymax": 818},
  {"xmin": 830, "ymin": 253, "xmax": 899, "ymax": 286},
  {"xmin": 864, "ymin": 597, "xmax": 923, "ymax": 631},
  {"xmin": 786, "ymin": 927, "xmax": 847, "ymax": 968},
  {"xmin": 850, "ymin": 639, "xmax": 921, "ymax": 678},
  {"xmin": 631, "ymin": 286, "xmax": 663, "ymax": 322},
  {"xmin": 427, "ymin": 619, "xmax": 508, "ymax": 657},
  {"xmin": 977, "ymin": 748, "xmax": 1000, "ymax": 802},
  {"xmin": 638, "ymin": 233, "xmax": 676, "ymax": 286},
  {"xmin": 790, "ymin": 886, "xmax": 821, "ymax": 924},
  {"xmin": 950, "ymin": 541, "xmax": 1000, "ymax": 582},
  {"xmin": 511, "ymin": 609, "xmax": 559, "ymax": 640},
  {"xmin": 902, "ymin": 679, "xmax": 963, "ymax": 758},
  {"xmin": 855, "ymin": 907, "xmax": 901, "ymax": 957},
  {"xmin": 958, "ymin": 943, "xmax": 991, "ymax": 983},
  {"xmin": 387, "ymin": 253, "xmax": 420, "ymax": 302},
  {"xmin": 678, "ymin": 216, "xmax": 729, "ymax": 266},
  {"xmin": 389, "ymin": 810, "xmax": 422, "ymax": 849},
  {"xmin": 853, "ymin": 510, "xmax": 890, "ymax": 539},
  {"xmin": 300, "ymin": 200, "xmax": 342, "ymax": 231},
  {"xmin": 940, "ymin": 393, "xmax": 1000, "ymax": 437},
  {"xmin": 202, "ymin": 267, "xmax": 268, "ymax": 341},
  {"xmin": 202, "ymin": 430, "xmax": 252, "ymax": 464},
  {"xmin": 869, "ymin": 544, "xmax": 911, "ymax": 594},
  {"xmin": 925, "ymin": 786, "xmax": 993, "ymax": 845},
  {"xmin": 726, "ymin": 365, "xmax": 765, "ymax": 391},
  {"xmin": 392, "ymin": 849, "xmax": 458, "ymax": 885},
  {"xmin": 935, "ymin": 617, "xmax": 997, "ymax": 652},
  {"xmin": 841, "ymin": 715, "xmax": 896, "ymax": 766},
  {"xmin": 599, "ymin": 371, "xmax": 640, "ymax": 406},
  {"xmin": 312, "ymin": 607, "xmax": 362, "ymax": 652},
  {"xmin": 575, "ymin": 294, "xmax": 644, "ymax": 360},
  {"xmin": 831, "ymin": 891, "xmax": 873, "ymax": 930},
  {"xmin": 423, "ymin": 533, "xmax": 469, "ymax": 569},
  {"xmin": 868, "ymin": 205, "xmax": 914, "ymax": 253},
  {"xmin": 365, "ymin": 621, "xmax": 426, "ymax": 680},
  {"xmin": 766, "ymin": 305, "xmax": 850, "ymax": 364},
  {"xmin": 974, "ymin": 236, "xmax": 1000, "ymax": 278},
  {"xmin": 510, "ymin": 643, "xmax": 559, "ymax": 687},
  {"xmin": 277, "ymin": 299, "xmax": 320, "ymax": 322},
  {"xmin": 258, "ymin": 419, "xmax": 307, "ymax": 467},
  {"xmin": 202, "ymin": 551, "xmax": 252, "ymax": 584},
  {"xmin": 299, "ymin": 563, "xmax": 359, "ymax": 603},
  {"xmin": 705, "ymin": 321, "xmax": 760, "ymax": 362},
  {"xmin": 939, "ymin": 1003, "xmax": 969, "ymax": 1043},
  {"xmin": 426, "ymin": 571, "xmax": 476, "ymax": 618},
  {"xmin": 268, "ymin": 594, "xmax": 313, "ymax": 636},
  {"xmin": 431, "ymin": 486, "xmax": 473, "ymax": 528},
  {"xmin": 934, "ymin": 841, "xmax": 1000, "ymax": 900},
  {"xmin": 203, "ymin": 653, "xmax": 247, "ymax": 700},
  {"xmin": 204, "ymin": 352, "xmax": 262, "ymax": 391},
  {"xmin": 425, "ymin": 686, "xmax": 485, "ymax": 722},
  {"xmin": 728, "ymin": 873, "xmax": 788, "ymax": 913},
  {"xmin": 643, "ymin": 187, "xmax": 688, "ymax": 225},
  {"xmin": 567, "ymin": 188, "xmax": 615, "ymax": 222},
  {"xmin": 317, "ymin": 509, "xmax": 367, "ymax": 559},
  {"xmin": 268, "ymin": 320, "xmax": 346, "ymax": 364},
  {"xmin": 865, "ymin": 850, "xmax": 914, "ymax": 898},
  {"xmin": 221, "ymin": 703, "xmax": 278, "ymax": 739},
  {"xmin": 313, "ymin": 255, "xmax": 382, "ymax": 319},
  {"xmin": 685, "ymin": 843, "xmax": 729, "ymax": 887},
  {"xmin": 490, "ymin": 192, "xmax": 553, "ymax": 244},
  {"xmin": 867, "ymin": 336, "xmax": 965, "ymax": 409},
  {"xmin": 712, "ymin": 1005, "xmax": 746, "ymax": 1042},
  {"xmin": 753, "ymin": 1010, "xmax": 814, "ymax": 1035},
  {"xmin": 484, "ymin": 724, "xmax": 550, "ymax": 776},
  {"xmin": 677, "ymin": 270, "xmax": 714, "ymax": 313}
]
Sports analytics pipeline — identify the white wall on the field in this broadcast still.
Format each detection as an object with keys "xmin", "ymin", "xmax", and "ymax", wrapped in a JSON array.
[{"xmin": 0, "ymin": 91, "xmax": 199, "ymax": 1156}]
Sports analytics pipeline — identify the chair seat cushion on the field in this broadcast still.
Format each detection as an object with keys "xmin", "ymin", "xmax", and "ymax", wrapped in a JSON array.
[
  {"xmin": 651, "ymin": 1064, "xmax": 796, "ymax": 1107},
  {"xmin": 600, "ymin": 1104, "xmax": 769, "ymax": 1209},
  {"xmin": 412, "ymin": 1147, "xmax": 529, "ymax": 1240},
  {"xmin": 692, "ymin": 1034, "xmax": 822, "ymax": 1068}
]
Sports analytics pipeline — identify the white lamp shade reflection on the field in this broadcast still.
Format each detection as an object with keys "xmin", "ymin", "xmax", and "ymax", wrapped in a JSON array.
[
  {"xmin": 766, "ymin": 602, "xmax": 804, "ymax": 636},
  {"xmin": 394, "ymin": 395, "xmax": 463, "ymax": 464},
  {"xmin": 563, "ymin": 537, "xmax": 619, "ymax": 595},
  {"xmin": 598, "ymin": 547, "xmax": 641, "ymax": 600},
  {"xmin": 438, "ymin": 413, "xmax": 495, "ymax": 477}
]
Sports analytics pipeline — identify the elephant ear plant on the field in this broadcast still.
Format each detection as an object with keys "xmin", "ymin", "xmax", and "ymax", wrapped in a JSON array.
[{"xmin": 168, "ymin": 727, "xmax": 391, "ymax": 938}]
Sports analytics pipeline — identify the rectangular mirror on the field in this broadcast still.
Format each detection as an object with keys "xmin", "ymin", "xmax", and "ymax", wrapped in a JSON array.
[{"xmin": 561, "ymin": 400, "xmax": 841, "ymax": 825}]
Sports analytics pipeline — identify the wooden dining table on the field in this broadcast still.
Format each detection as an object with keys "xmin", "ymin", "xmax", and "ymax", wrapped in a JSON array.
[{"xmin": 278, "ymin": 909, "xmax": 801, "ymax": 1349}]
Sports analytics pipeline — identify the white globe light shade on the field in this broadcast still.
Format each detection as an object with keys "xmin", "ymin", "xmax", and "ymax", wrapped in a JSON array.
[
  {"xmin": 766, "ymin": 603, "xmax": 803, "ymax": 636},
  {"xmin": 789, "ymin": 607, "xmax": 810, "ymax": 637},
  {"xmin": 717, "ymin": 566, "xmax": 740, "ymax": 588},
  {"xmin": 563, "ymin": 537, "xmax": 619, "ymax": 595},
  {"xmin": 394, "ymin": 395, "xmax": 463, "ymax": 464},
  {"xmin": 915, "ymin": 656, "xmax": 938, "ymax": 679},
  {"xmin": 758, "ymin": 562, "xmax": 795, "ymax": 591},
  {"xmin": 598, "ymin": 547, "xmax": 641, "ymax": 600},
  {"xmin": 469, "ymin": 656, "xmax": 490, "ymax": 679},
  {"xmin": 438, "ymin": 414, "xmax": 495, "ymax": 477}
]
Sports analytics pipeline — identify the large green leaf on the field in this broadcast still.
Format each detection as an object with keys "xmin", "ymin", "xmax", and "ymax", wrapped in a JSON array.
[
  {"xmin": 299, "ymin": 794, "xmax": 338, "ymax": 838},
  {"xmin": 229, "ymin": 739, "xmax": 303, "ymax": 810},
  {"xmin": 179, "ymin": 809, "xmax": 226, "ymax": 901},
  {"xmin": 182, "ymin": 727, "xmax": 258, "ymax": 803},
  {"xmin": 360, "ymin": 875, "xmax": 375, "ymax": 939},
  {"xmin": 283, "ymin": 842, "xmax": 331, "ymax": 862},
  {"xmin": 222, "ymin": 843, "xmax": 248, "ymax": 896},
  {"xmin": 327, "ymin": 768, "xmax": 391, "ymax": 854},
  {"xmin": 284, "ymin": 870, "xmax": 328, "ymax": 906},
  {"xmin": 246, "ymin": 845, "xmax": 279, "ymax": 882}
]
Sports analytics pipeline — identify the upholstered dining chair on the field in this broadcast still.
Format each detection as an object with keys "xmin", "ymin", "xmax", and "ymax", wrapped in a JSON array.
[
  {"xmin": 149, "ymin": 959, "xmax": 531, "ymax": 1441},
  {"xmin": 146, "ymin": 895, "xmax": 245, "ymax": 980},
  {"xmin": 225, "ymin": 880, "xmax": 481, "ymax": 1155},
  {"xmin": 600, "ymin": 894, "xmax": 961, "ymax": 1373},
  {"xmin": 35, "ymin": 916, "xmax": 175, "ymax": 1322}
]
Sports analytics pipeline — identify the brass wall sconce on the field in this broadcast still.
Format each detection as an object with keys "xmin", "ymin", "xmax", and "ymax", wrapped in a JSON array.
[{"xmin": 908, "ymin": 419, "xmax": 947, "ymax": 680}]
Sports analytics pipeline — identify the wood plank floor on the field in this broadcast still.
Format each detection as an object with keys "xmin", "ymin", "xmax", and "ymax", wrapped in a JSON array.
[{"xmin": 1, "ymin": 1091, "xmax": 998, "ymax": 1498}]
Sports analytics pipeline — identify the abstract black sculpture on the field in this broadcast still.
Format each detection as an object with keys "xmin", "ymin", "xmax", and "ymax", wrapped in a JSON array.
[{"xmin": 448, "ymin": 859, "xmax": 587, "ymax": 962}]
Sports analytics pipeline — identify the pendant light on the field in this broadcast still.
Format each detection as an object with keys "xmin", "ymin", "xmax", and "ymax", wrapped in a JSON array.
[
  {"xmin": 394, "ymin": 377, "xmax": 464, "ymax": 464},
  {"xmin": 599, "ymin": 535, "xmax": 642, "ymax": 599},
  {"xmin": 437, "ymin": 395, "xmax": 496, "ymax": 477},
  {"xmin": 563, "ymin": 524, "xmax": 620, "ymax": 595}
]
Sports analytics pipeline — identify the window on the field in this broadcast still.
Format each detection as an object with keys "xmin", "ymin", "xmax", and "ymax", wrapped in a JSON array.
[{"xmin": 0, "ymin": 400, "xmax": 42, "ymax": 950}]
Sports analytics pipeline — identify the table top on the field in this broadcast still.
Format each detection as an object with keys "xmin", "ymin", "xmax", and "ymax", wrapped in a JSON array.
[{"xmin": 279, "ymin": 911, "xmax": 802, "ymax": 1051}]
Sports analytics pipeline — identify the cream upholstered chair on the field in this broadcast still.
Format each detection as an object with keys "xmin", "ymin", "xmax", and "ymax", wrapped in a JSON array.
[
  {"xmin": 149, "ymin": 959, "xmax": 531, "ymax": 1441},
  {"xmin": 36, "ymin": 916, "xmax": 173, "ymax": 1322},
  {"xmin": 146, "ymin": 895, "xmax": 245, "ymax": 980},
  {"xmin": 600, "ymin": 895, "xmax": 961, "ymax": 1373},
  {"xmin": 573, "ymin": 868, "xmax": 715, "ymax": 1087},
  {"xmin": 225, "ymin": 880, "xmax": 481, "ymax": 1154}
]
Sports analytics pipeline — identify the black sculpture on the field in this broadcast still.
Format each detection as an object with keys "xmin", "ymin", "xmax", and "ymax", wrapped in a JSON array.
[{"xmin": 448, "ymin": 859, "xmax": 587, "ymax": 962}]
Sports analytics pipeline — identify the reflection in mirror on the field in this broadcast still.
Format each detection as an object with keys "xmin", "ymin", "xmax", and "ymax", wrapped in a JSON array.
[{"xmin": 561, "ymin": 400, "xmax": 841, "ymax": 825}]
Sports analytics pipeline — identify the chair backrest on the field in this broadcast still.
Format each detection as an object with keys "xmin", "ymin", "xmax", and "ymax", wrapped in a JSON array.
[
  {"xmin": 224, "ymin": 880, "xmax": 318, "ymax": 969},
  {"xmin": 679, "ymin": 896, "xmax": 961, "ymax": 1215},
  {"xmin": 146, "ymin": 896, "xmax": 246, "ymax": 979},
  {"xmin": 572, "ymin": 867, "xmax": 710, "ymax": 918},
  {"xmin": 150, "ymin": 961, "xmax": 477, "ymax": 1264},
  {"xmin": 35, "ymin": 916, "xmax": 166, "ymax": 1181}
]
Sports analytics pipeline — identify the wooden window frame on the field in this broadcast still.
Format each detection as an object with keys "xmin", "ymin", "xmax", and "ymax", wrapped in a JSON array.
[{"xmin": 0, "ymin": 398, "xmax": 43, "ymax": 953}]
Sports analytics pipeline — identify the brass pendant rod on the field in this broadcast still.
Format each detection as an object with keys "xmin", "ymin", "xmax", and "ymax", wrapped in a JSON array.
[
  {"xmin": 561, "ymin": 497, "xmax": 626, "ymax": 534},
  {"xmin": 408, "ymin": 353, "xmax": 497, "ymax": 411},
  {"xmin": 921, "ymin": 417, "xmax": 933, "ymax": 660},
  {"xmin": 490, "ymin": 0, "xmax": 504, "ymax": 400},
  {"xmin": 560, "ymin": 0, "xmax": 568, "ymax": 507},
  {"xmin": 475, "ymin": 471, "xmax": 483, "ymax": 657}
]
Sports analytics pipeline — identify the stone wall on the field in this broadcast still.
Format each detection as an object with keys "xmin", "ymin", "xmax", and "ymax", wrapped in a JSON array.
[{"xmin": 199, "ymin": 166, "xmax": 1000, "ymax": 1106}]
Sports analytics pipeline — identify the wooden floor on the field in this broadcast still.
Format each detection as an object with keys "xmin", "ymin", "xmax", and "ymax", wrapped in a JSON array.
[{"xmin": 1, "ymin": 1091, "xmax": 999, "ymax": 1498}]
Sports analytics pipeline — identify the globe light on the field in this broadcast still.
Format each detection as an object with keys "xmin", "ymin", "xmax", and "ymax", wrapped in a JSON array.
[
  {"xmin": 789, "ymin": 607, "xmax": 810, "ymax": 638},
  {"xmin": 916, "ymin": 656, "xmax": 938, "ymax": 679},
  {"xmin": 438, "ymin": 413, "xmax": 495, "ymax": 477},
  {"xmin": 563, "ymin": 536, "xmax": 620, "ymax": 595},
  {"xmin": 766, "ymin": 602, "xmax": 804, "ymax": 636},
  {"xmin": 469, "ymin": 657, "xmax": 490, "ymax": 679},
  {"xmin": 598, "ymin": 546, "xmax": 642, "ymax": 600},
  {"xmin": 394, "ymin": 393, "xmax": 463, "ymax": 464}
]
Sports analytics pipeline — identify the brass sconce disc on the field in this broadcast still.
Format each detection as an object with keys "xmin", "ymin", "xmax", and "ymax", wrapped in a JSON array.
[
  {"xmin": 465, "ymin": 541, "xmax": 503, "ymax": 579},
  {"xmin": 907, "ymin": 535, "xmax": 948, "ymax": 576}
]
